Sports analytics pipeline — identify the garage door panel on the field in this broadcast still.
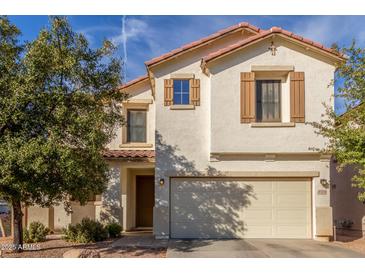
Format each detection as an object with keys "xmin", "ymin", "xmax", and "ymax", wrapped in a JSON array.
[
  {"xmin": 276, "ymin": 208, "xmax": 309, "ymax": 223},
  {"xmin": 170, "ymin": 178, "xmax": 312, "ymax": 239},
  {"xmin": 171, "ymin": 208, "xmax": 210, "ymax": 223},
  {"xmin": 242, "ymin": 208, "xmax": 273, "ymax": 221},
  {"xmin": 172, "ymin": 207, "xmax": 237, "ymax": 224},
  {"xmin": 249, "ymin": 193, "xmax": 272, "ymax": 208},
  {"xmin": 244, "ymin": 181, "xmax": 273, "ymax": 192},
  {"xmin": 277, "ymin": 180, "xmax": 310, "ymax": 192},
  {"xmin": 243, "ymin": 225, "xmax": 273, "ymax": 237},
  {"xmin": 172, "ymin": 180, "xmax": 234, "ymax": 192},
  {"xmin": 276, "ymin": 193, "xmax": 309, "ymax": 207},
  {"xmin": 171, "ymin": 221, "xmax": 243, "ymax": 239}
]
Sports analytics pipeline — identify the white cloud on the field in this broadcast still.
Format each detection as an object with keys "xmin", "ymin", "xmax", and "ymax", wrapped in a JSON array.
[
  {"xmin": 110, "ymin": 16, "xmax": 150, "ymax": 80},
  {"xmin": 110, "ymin": 17, "xmax": 148, "ymax": 47}
]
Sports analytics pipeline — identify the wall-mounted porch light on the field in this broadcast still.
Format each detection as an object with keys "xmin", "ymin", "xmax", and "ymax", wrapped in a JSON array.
[
  {"xmin": 159, "ymin": 178, "xmax": 165, "ymax": 186},
  {"xmin": 320, "ymin": 179, "xmax": 330, "ymax": 188}
]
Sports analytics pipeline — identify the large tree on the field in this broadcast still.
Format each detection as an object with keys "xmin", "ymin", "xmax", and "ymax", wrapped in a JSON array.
[
  {"xmin": 0, "ymin": 16, "xmax": 126, "ymax": 251},
  {"xmin": 312, "ymin": 42, "xmax": 365, "ymax": 201}
]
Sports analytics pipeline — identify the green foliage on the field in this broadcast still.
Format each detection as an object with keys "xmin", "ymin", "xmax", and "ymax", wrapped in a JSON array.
[
  {"xmin": 311, "ymin": 42, "xmax": 365, "ymax": 201},
  {"xmin": 62, "ymin": 218, "xmax": 108, "ymax": 243},
  {"xmin": 105, "ymin": 222, "xmax": 122, "ymax": 238},
  {"xmin": 0, "ymin": 15, "xmax": 127, "ymax": 245},
  {"xmin": 23, "ymin": 221, "xmax": 50, "ymax": 243}
]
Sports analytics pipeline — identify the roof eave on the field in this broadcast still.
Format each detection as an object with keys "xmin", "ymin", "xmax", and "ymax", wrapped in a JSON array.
[
  {"xmin": 119, "ymin": 75, "xmax": 149, "ymax": 91},
  {"xmin": 145, "ymin": 23, "xmax": 261, "ymax": 69},
  {"xmin": 203, "ymin": 31, "xmax": 346, "ymax": 66}
]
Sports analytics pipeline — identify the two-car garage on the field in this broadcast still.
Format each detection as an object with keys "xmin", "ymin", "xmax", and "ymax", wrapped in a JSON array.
[{"xmin": 170, "ymin": 178, "xmax": 312, "ymax": 239}]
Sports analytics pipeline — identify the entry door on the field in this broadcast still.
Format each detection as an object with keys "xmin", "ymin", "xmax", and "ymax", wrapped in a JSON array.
[{"xmin": 136, "ymin": 175, "xmax": 155, "ymax": 227}]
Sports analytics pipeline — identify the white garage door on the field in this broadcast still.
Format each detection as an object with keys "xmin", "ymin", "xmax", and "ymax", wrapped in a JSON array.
[{"xmin": 170, "ymin": 178, "xmax": 312, "ymax": 239}]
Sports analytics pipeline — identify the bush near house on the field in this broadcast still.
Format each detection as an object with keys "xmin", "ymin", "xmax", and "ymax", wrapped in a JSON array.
[
  {"xmin": 23, "ymin": 222, "xmax": 50, "ymax": 243},
  {"xmin": 62, "ymin": 218, "xmax": 109, "ymax": 243},
  {"xmin": 338, "ymin": 219, "xmax": 354, "ymax": 229},
  {"xmin": 105, "ymin": 222, "xmax": 122, "ymax": 238}
]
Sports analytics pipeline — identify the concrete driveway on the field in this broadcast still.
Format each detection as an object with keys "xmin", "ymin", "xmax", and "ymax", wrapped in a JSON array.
[{"xmin": 167, "ymin": 239, "xmax": 365, "ymax": 258}]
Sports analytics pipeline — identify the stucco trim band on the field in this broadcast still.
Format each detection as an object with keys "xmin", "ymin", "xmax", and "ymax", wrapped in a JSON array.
[
  {"xmin": 119, "ymin": 143, "xmax": 154, "ymax": 149},
  {"xmin": 170, "ymin": 105, "xmax": 195, "ymax": 110},
  {"xmin": 123, "ymin": 99, "xmax": 153, "ymax": 105},
  {"xmin": 169, "ymin": 73, "xmax": 195, "ymax": 79},
  {"xmin": 164, "ymin": 171, "xmax": 320, "ymax": 178},
  {"xmin": 251, "ymin": 65, "xmax": 294, "ymax": 72},
  {"xmin": 251, "ymin": 122, "xmax": 295, "ymax": 127}
]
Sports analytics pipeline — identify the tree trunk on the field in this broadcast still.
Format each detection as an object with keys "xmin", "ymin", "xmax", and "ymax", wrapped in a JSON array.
[{"xmin": 12, "ymin": 199, "xmax": 23, "ymax": 253}]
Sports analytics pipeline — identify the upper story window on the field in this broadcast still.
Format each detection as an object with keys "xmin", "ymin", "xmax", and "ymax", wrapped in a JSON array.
[
  {"xmin": 173, "ymin": 79, "xmax": 190, "ymax": 105},
  {"xmin": 256, "ymin": 80, "xmax": 281, "ymax": 122},
  {"xmin": 127, "ymin": 110, "xmax": 147, "ymax": 143},
  {"xmin": 241, "ymin": 71, "xmax": 305, "ymax": 125}
]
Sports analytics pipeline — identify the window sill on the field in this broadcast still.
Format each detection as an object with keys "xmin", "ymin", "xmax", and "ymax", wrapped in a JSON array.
[
  {"xmin": 251, "ymin": 122, "xmax": 295, "ymax": 128},
  {"xmin": 170, "ymin": 104, "xmax": 195, "ymax": 110},
  {"xmin": 119, "ymin": 143, "xmax": 153, "ymax": 148}
]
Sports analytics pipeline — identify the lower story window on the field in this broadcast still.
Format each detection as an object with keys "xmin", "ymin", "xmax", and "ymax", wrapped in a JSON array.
[
  {"xmin": 127, "ymin": 110, "xmax": 147, "ymax": 142},
  {"xmin": 256, "ymin": 80, "xmax": 281, "ymax": 122}
]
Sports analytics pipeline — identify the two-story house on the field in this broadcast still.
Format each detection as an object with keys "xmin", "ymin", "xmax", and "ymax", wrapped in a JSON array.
[{"xmin": 25, "ymin": 22, "xmax": 345, "ymax": 241}]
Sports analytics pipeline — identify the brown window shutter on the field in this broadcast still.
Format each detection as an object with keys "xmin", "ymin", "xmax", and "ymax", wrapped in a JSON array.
[
  {"xmin": 240, "ymin": 72, "xmax": 255, "ymax": 123},
  {"xmin": 190, "ymin": 78, "xmax": 200, "ymax": 106},
  {"xmin": 164, "ymin": 79, "xmax": 173, "ymax": 106},
  {"xmin": 290, "ymin": 72, "xmax": 305, "ymax": 123}
]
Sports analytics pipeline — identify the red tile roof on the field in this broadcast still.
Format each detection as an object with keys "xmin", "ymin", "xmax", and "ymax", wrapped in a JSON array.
[
  {"xmin": 119, "ymin": 24, "xmax": 345, "ymax": 90},
  {"xmin": 120, "ymin": 75, "xmax": 149, "ymax": 89},
  {"xmin": 103, "ymin": 149, "xmax": 155, "ymax": 159},
  {"xmin": 203, "ymin": 26, "xmax": 344, "ymax": 63},
  {"xmin": 145, "ymin": 22, "xmax": 261, "ymax": 67}
]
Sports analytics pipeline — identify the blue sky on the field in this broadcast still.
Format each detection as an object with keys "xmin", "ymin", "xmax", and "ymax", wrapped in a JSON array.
[{"xmin": 8, "ymin": 15, "xmax": 365, "ymax": 113}]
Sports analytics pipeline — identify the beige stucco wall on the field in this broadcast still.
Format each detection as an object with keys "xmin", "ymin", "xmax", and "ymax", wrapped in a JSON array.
[
  {"xmin": 28, "ymin": 203, "xmax": 98, "ymax": 232},
  {"xmin": 331, "ymin": 162, "xmax": 365, "ymax": 231},
  {"xmin": 70, "ymin": 202, "xmax": 96, "ymax": 225},
  {"xmin": 209, "ymin": 37, "xmax": 335, "ymax": 153},
  {"xmin": 26, "ymin": 160, "xmax": 123, "ymax": 230},
  {"xmin": 53, "ymin": 205, "xmax": 71, "ymax": 231},
  {"xmin": 107, "ymin": 80, "xmax": 155, "ymax": 150},
  {"xmin": 26, "ymin": 206, "xmax": 52, "ymax": 229},
  {"xmin": 152, "ymin": 35, "xmax": 336, "ymax": 239},
  {"xmin": 98, "ymin": 160, "xmax": 122, "ymax": 224}
]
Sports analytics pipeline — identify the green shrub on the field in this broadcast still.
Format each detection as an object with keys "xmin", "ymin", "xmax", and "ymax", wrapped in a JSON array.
[
  {"xmin": 105, "ymin": 222, "xmax": 122, "ymax": 238},
  {"xmin": 23, "ymin": 221, "xmax": 50, "ymax": 243},
  {"xmin": 62, "ymin": 218, "xmax": 108, "ymax": 243}
]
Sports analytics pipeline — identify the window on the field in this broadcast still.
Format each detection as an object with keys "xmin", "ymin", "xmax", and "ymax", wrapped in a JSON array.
[
  {"xmin": 256, "ymin": 80, "xmax": 281, "ymax": 122},
  {"xmin": 127, "ymin": 110, "xmax": 147, "ymax": 143},
  {"xmin": 173, "ymin": 79, "xmax": 190, "ymax": 105}
]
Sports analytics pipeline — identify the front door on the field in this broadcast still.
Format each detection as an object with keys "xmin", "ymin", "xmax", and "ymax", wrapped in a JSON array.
[{"xmin": 136, "ymin": 175, "xmax": 155, "ymax": 227}]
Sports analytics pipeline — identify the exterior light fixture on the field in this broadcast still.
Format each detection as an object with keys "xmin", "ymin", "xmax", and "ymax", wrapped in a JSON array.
[
  {"xmin": 159, "ymin": 178, "xmax": 165, "ymax": 186},
  {"xmin": 320, "ymin": 179, "xmax": 329, "ymax": 188}
]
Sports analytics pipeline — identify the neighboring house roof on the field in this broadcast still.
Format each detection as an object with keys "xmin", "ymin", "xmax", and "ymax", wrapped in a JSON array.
[
  {"xmin": 145, "ymin": 22, "xmax": 261, "ymax": 68},
  {"xmin": 103, "ymin": 149, "xmax": 155, "ymax": 159},
  {"xmin": 202, "ymin": 26, "xmax": 345, "ymax": 65}
]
